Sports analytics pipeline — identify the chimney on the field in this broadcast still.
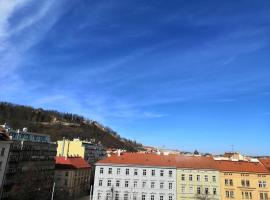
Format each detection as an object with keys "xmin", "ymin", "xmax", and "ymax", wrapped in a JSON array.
[{"xmin": 117, "ymin": 149, "xmax": 121, "ymax": 157}]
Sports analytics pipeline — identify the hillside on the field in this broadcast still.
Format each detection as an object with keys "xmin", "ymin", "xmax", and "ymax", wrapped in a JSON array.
[{"xmin": 0, "ymin": 102, "xmax": 142, "ymax": 151}]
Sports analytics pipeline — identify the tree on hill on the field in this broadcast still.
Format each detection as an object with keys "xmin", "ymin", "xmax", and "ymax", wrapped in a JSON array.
[{"xmin": 0, "ymin": 102, "xmax": 142, "ymax": 151}]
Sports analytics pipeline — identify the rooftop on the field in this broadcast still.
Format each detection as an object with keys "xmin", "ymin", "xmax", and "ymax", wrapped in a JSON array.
[
  {"xmin": 215, "ymin": 160, "xmax": 269, "ymax": 173},
  {"xmin": 97, "ymin": 153, "xmax": 270, "ymax": 173},
  {"xmin": 259, "ymin": 158, "xmax": 270, "ymax": 170},
  {"xmin": 56, "ymin": 156, "xmax": 91, "ymax": 169}
]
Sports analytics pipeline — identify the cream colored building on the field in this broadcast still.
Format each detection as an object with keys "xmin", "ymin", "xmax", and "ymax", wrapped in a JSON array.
[
  {"xmin": 176, "ymin": 156, "xmax": 221, "ymax": 200},
  {"xmin": 57, "ymin": 138, "xmax": 106, "ymax": 164}
]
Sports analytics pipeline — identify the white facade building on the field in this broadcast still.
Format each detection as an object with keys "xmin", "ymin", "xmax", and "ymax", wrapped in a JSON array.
[{"xmin": 93, "ymin": 153, "xmax": 177, "ymax": 200}]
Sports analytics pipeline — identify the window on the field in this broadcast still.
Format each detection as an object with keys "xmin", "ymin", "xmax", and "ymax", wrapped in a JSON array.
[
  {"xmin": 125, "ymin": 180, "xmax": 129, "ymax": 187},
  {"xmin": 259, "ymin": 181, "xmax": 267, "ymax": 188},
  {"xmin": 116, "ymin": 180, "xmax": 120, "ymax": 187},
  {"xmin": 205, "ymin": 175, "xmax": 208, "ymax": 182},
  {"xmin": 115, "ymin": 193, "xmax": 119, "ymax": 200},
  {"xmin": 230, "ymin": 191, "xmax": 234, "ymax": 198},
  {"xmin": 226, "ymin": 191, "xmax": 234, "ymax": 198},
  {"xmin": 160, "ymin": 182, "xmax": 164, "ymax": 189},
  {"xmin": 151, "ymin": 195, "xmax": 155, "ymax": 200},
  {"xmin": 107, "ymin": 180, "xmax": 111, "ymax": 186},
  {"xmin": 169, "ymin": 182, "xmax": 172, "ymax": 189},
  {"xmin": 124, "ymin": 194, "xmax": 128, "ymax": 200},
  {"xmin": 182, "ymin": 186, "xmax": 186, "ymax": 193},
  {"xmin": 126, "ymin": 169, "xmax": 129, "ymax": 175},
  {"xmin": 169, "ymin": 196, "xmax": 172, "ymax": 200},
  {"xmin": 98, "ymin": 180, "xmax": 103, "ymax": 186},
  {"xmin": 242, "ymin": 192, "xmax": 252, "ymax": 199},
  {"xmin": 142, "ymin": 181, "xmax": 146, "ymax": 188},
  {"xmin": 151, "ymin": 182, "xmax": 155, "ymax": 188},
  {"xmin": 133, "ymin": 194, "xmax": 137, "ymax": 200},
  {"xmin": 108, "ymin": 168, "xmax": 112, "ymax": 174},
  {"xmin": 160, "ymin": 170, "xmax": 164, "ymax": 176},
  {"xmin": 189, "ymin": 174, "xmax": 193, "ymax": 181},
  {"xmin": 212, "ymin": 176, "xmax": 216, "ymax": 182},
  {"xmin": 197, "ymin": 175, "xmax": 200, "ymax": 181},
  {"xmin": 169, "ymin": 170, "xmax": 172, "ymax": 177},
  {"xmin": 213, "ymin": 188, "xmax": 217, "ymax": 195},
  {"xmin": 143, "ymin": 169, "xmax": 147, "ymax": 176},
  {"xmin": 134, "ymin": 181, "xmax": 137, "ymax": 188},
  {"xmin": 117, "ymin": 168, "xmax": 120, "ymax": 175},
  {"xmin": 205, "ymin": 188, "xmax": 209, "ymax": 195},
  {"xmin": 152, "ymin": 170, "xmax": 155, "ymax": 176},
  {"xmin": 142, "ymin": 194, "xmax": 146, "ymax": 200},
  {"xmin": 242, "ymin": 180, "xmax": 250, "ymax": 187},
  {"xmin": 229, "ymin": 179, "xmax": 233, "ymax": 186},
  {"xmin": 160, "ymin": 196, "xmax": 163, "ymax": 200},
  {"xmin": 1, "ymin": 148, "xmax": 5, "ymax": 156},
  {"xmin": 100, "ymin": 167, "xmax": 104, "ymax": 174},
  {"xmin": 260, "ymin": 193, "xmax": 268, "ymax": 200},
  {"xmin": 65, "ymin": 171, "xmax": 69, "ymax": 176},
  {"xmin": 189, "ymin": 186, "xmax": 193, "ymax": 193},
  {"xmin": 181, "ymin": 174, "xmax": 185, "ymax": 181},
  {"xmin": 106, "ymin": 193, "xmax": 110, "ymax": 200},
  {"xmin": 197, "ymin": 187, "xmax": 201, "ymax": 194},
  {"xmin": 97, "ymin": 193, "xmax": 101, "ymax": 200},
  {"xmin": 134, "ymin": 169, "xmax": 138, "ymax": 176}
]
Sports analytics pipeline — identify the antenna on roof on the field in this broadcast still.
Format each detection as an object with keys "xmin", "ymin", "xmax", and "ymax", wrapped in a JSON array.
[{"xmin": 231, "ymin": 144, "xmax": 234, "ymax": 153}]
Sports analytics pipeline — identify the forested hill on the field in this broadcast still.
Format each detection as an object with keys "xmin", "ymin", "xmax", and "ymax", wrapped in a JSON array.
[{"xmin": 0, "ymin": 102, "xmax": 142, "ymax": 151}]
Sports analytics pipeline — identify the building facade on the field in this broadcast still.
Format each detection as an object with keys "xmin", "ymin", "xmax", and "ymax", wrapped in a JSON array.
[
  {"xmin": 215, "ymin": 160, "xmax": 270, "ymax": 200},
  {"xmin": 57, "ymin": 138, "xmax": 107, "ymax": 164},
  {"xmin": 0, "ymin": 126, "xmax": 57, "ymax": 200},
  {"xmin": 93, "ymin": 153, "xmax": 177, "ymax": 200},
  {"xmin": 54, "ymin": 156, "xmax": 91, "ymax": 199},
  {"xmin": 176, "ymin": 157, "xmax": 221, "ymax": 200}
]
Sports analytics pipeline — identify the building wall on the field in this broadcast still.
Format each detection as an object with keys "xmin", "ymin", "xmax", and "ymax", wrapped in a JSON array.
[
  {"xmin": 219, "ymin": 171, "xmax": 270, "ymax": 200},
  {"xmin": 57, "ymin": 139, "xmax": 85, "ymax": 158},
  {"xmin": 0, "ymin": 141, "xmax": 11, "ymax": 191},
  {"xmin": 55, "ymin": 168, "xmax": 91, "ymax": 198},
  {"xmin": 57, "ymin": 139, "xmax": 107, "ymax": 164},
  {"xmin": 1, "ymin": 141, "xmax": 57, "ymax": 200},
  {"xmin": 93, "ymin": 164, "xmax": 177, "ymax": 200},
  {"xmin": 177, "ymin": 169, "xmax": 221, "ymax": 200}
]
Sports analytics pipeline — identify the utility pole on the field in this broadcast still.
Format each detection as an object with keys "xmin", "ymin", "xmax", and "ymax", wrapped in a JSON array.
[
  {"xmin": 89, "ymin": 185, "xmax": 92, "ymax": 200},
  {"xmin": 51, "ymin": 182, "xmax": 55, "ymax": 200}
]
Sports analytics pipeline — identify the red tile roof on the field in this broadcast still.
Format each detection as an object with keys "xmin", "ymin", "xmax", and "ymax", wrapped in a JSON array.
[
  {"xmin": 56, "ymin": 156, "xmax": 91, "ymax": 169},
  {"xmin": 259, "ymin": 158, "xmax": 270, "ymax": 171},
  {"xmin": 97, "ymin": 153, "xmax": 270, "ymax": 173},
  {"xmin": 97, "ymin": 153, "xmax": 217, "ymax": 169},
  {"xmin": 215, "ymin": 160, "xmax": 269, "ymax": 173},
  {"xmin": 97, "ymin": 153, "xmax": 178, "ymax": 167},
  {"xmin": 176, "ymin": 156, "xmax": 217, "ymax": 170}
]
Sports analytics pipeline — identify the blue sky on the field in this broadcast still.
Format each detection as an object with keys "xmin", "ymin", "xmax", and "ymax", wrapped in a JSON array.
[{"xmin": 0, "ymin": 0, "xmax": 270, "ymax": 155}]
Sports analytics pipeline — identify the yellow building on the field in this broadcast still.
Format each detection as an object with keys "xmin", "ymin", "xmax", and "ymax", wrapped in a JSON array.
[
  {"xmin": 216, "ymin": 160, "xmax": 270, "ymax": 200},
  {"xmin": 57, "ymin": 138, "xmax": 106, "ymax": 164},
  {"xmin": 176, "ymin": 156, "xmax": 221, "ymax": 200}
]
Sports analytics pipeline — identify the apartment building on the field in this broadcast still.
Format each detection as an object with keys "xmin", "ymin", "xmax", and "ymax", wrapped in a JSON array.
[
  {"xmin": 57, "ymin": 138, "xmax": 107, "ymax": 164},
  {"xmin": 0, "ymin": 126, "xmax": 57, "ymax": 200},
  {"xmin": 54, "ymin": 156, "xmax": 91, "ymax": 199},
  {"xmin": 215, "ymin": 160, "xmax": 270, "ymax": 200},
  {"xmin": 176, "ymin": 156, "xmax": 221, "ymax": 200},
  {"xmin": 93, "ymin": 153, "xmax": 177, "ymax": 200},
  {"xmin": 0, "ymin": 127, "xmax": 12, "ymax": 196}
]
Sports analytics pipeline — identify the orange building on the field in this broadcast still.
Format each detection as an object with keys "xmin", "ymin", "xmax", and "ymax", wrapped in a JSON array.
[{"xmin": 215, "ymin": 160, "xmax": 270, "ymax": 200}]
